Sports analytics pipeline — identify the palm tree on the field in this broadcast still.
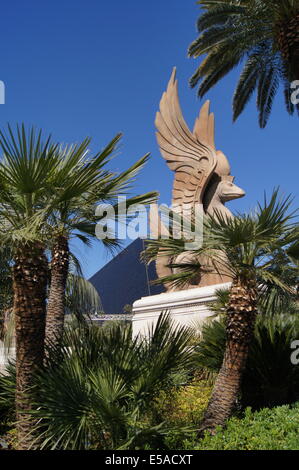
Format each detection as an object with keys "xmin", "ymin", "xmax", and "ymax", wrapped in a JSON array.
[
  {"xmin": 44, "ymin": 134, "xmax": 157, "ymax": 346},
  {"xmin": 0, "ymin": 126, "xmax": 156, "ymax": 448},
  {"xmin": 189, "ymin": 0, "xmax": 299, "ymax": 127},
  {"xmin": 144, "ymin": 191, "xmax": 297, "ymax": 432},
  {"xmin": 0, "ymin": 125, "xmax": 60, "ymax": 448}
]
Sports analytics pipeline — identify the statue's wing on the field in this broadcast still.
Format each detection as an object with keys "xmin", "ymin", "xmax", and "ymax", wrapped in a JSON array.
[{"xmin": 155, "ymin": 68, "xmax": 217, "ymax": 212}]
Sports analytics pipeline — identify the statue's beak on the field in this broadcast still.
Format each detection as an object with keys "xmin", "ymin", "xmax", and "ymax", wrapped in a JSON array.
[{"xmin": 223, "ymin": 184, "xmax": 245, "ymax": 201}]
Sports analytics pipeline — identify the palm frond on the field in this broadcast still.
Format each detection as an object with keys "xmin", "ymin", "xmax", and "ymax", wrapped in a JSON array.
[
  {"xmin": 189, "ymin": 0, "xmax": 299, "ymax": 125},
  {"xmin": 65, "ymin": 273, "xmax": 102, "ymax": 318},
  {"xmin": 257, "ymin": 63, "xmax": 280, "ymax": 128},
  {"xmin": 197, "ymin": 3, "xmax": 245, "ymax": 31},
  {"xmin": 233, "ymin": 46, "xmax": 268, "ymax": 121}
]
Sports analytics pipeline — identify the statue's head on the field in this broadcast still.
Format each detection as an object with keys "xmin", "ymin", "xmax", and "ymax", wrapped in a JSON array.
[
  {"xmin": 213, "ymin": 150, "xmax": 245, "ymax": 202},
  {"xmin": 217, "ymin": 176, "xmax": 245, "ymax": 203}
]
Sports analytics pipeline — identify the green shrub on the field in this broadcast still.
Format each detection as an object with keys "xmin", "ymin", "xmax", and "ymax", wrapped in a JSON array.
[
  {"xmin": 194, "ymin": 314, "xmax": 299, "ymax": 409},
  {"xmin": 152, "ymin": 377, "xmax": 212, "ymax": 427},
  {"xmin": 0, "ymin": 315, "xmax": 198, "ymax": 450},
  {"xmin": 186, "ymin": 403, "xmax": 299, "ymax": 450},
  {"xmin": 150, "ymin": 376, "xmax": 212, "ymax": 450},
  {"xmin": 29, "ymin": 313, "xmax": 196, "ymax": 450}
]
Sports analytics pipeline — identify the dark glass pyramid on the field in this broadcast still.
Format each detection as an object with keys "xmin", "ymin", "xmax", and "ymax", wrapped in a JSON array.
[{"xmin": 89, "ymin": 238, "xmax": 164, "ymax": 314}]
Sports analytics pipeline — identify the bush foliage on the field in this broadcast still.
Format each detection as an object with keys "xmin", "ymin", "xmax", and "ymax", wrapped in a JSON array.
[
  {"xmin": 152, "ymin": 377, "xmax": 212, "ymax": 427},
  {"xmin": 23, "ymin": 314, "xmax": 195, "ymax": 450},
  {"xmin": 194, "ymin": 314, "xmax": 299, "ymax": 409},
  {"xmin": 189, "ymin": 404, "xmax": 299, "ymax": 450},
  {"xmin": 2, "ymin": 312, "xmax": 299, "ymax": 450}
]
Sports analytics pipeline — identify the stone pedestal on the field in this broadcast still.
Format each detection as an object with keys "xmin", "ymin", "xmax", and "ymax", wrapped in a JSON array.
[{"xmin": 132, "ymin": 282, "xmax": 231, "ymax": 337}]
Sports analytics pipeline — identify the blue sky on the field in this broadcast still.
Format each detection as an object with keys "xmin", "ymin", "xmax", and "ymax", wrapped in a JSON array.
[{"xmin": 1, "ymin": 0, "xmax": 298, "ymax": 278}]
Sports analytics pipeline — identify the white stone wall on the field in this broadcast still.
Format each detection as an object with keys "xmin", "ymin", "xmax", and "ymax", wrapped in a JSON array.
[
  {"xmin": 0, "ymin": 345, "xmax": 15, "ymax": 374},
  {"xmin": 132, "ymin": 282, "xmax": 231, "ymax": 337}
]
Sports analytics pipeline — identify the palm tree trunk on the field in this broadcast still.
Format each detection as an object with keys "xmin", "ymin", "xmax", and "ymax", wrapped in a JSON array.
[
  {"xmin": 13, "ymin": 243, "xmax": 48, "ymax": 449},
  {"xmin": 200, "ymin": 277, "xmax": 257, "ymax": 433},
  {"xmin": 45, "ymin": 235, "xmax": 69, "ymax": 347}
]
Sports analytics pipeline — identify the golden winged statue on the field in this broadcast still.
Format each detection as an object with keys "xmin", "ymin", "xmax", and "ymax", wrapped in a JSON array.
[{"xmin": 152, "ymin": 68, "xmax": 245, "ymax": 290}]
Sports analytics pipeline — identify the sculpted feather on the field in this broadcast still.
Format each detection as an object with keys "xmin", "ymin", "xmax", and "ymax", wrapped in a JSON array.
[{"xmin": 155, "ymin": 68, "xmax": 217, "ymax": 213}]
